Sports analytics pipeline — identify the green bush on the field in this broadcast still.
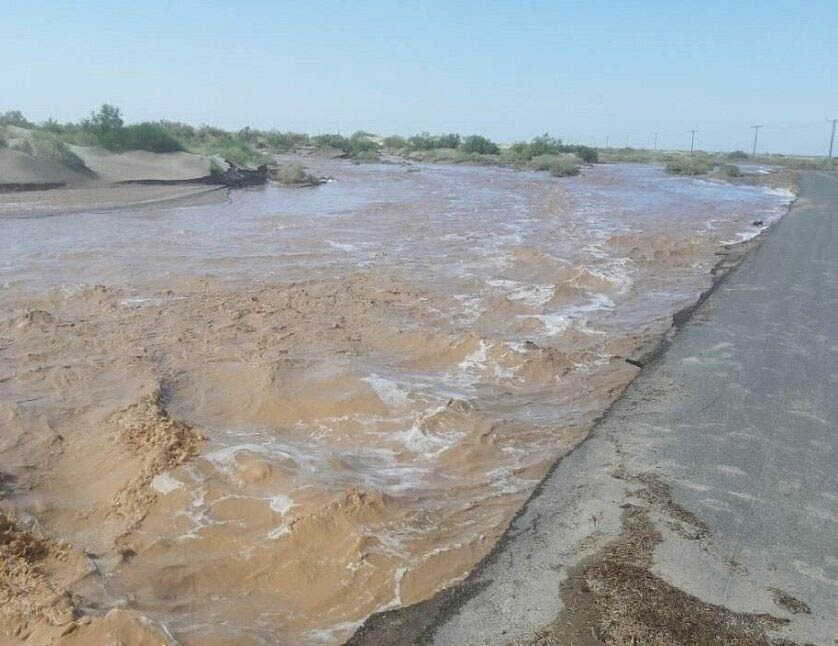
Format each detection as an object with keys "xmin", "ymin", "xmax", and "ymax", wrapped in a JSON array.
[
  {"xmin": 0, "ymin": 110, "xmax": 33, "ymax": 128},
  {"xmin": 118, "ymin": 123, "xmax": 184, "ymax": 152},
  {"xmin": 81, "ymin": 104, "xmax": 124, "ymax": 147},
  {"xmin": 403, "ymin": 132, "xmax": 461, "ymax": 151},
  {"xmin": 31, "ymin": 131, "xmax": 91, "ymax": 173},
  {"xmin": 600, "ymin": 148, "xmax": 656, "ymax": 163},
  {"xmin": 568, "ymin": 145, "xmax": 598, "ymax": 163},
  {"xmin": 727, "ymin": 150, "xmax": 749, "ymax": 160},
  {"xmin": 13, "ymin": 139, "xmax": 33, "ymax": 155},
  {"xmin": 0, "ymin": 132, "xmax": 6, "ymax": 148},
  {"xmin": 665, "ymin": 156, "xmax": 712, "ymax": 176},
  {"xmin": 436, "ymin": 133, "xmax": 461, "ymax": 149},
  {"xmin": 263, "ymin": 130, "xmax": 309, "ymax": 152},
  {"xmin": 383, "ymin": 135, "xmax": 407, "ymax": 150},
  {"xmin": 350, "ymin": 149, "xmax": 380, "ymax": 161},
  {"xmin": 528, "ymin": 154, "xmax": 563, "ymax": 171},
  {"xmin": 528, "ymin": 154, "xmax": 581, "ymax": 176},
  {"xmin": 499, "ymin": 142, "xmax": 532, "ymax": 164},
  {"xmin": 461, "ymin": 135, "xmax": 499, "ymax": 155},
  {"xmin": 720, "ymin": 163, "xmax": 742, "ymax": 177},
  {"xmin": 312, "ymin": 133, "xmax": 351, "ymax": 151},
  {"xmin": 527, "ymin": 133, "xmax": 562, "ymax": 157},
  {"xmin": 348, "ymin": 131, "xmax": 379, "ymax": 158},
  {"xmin": 206, "ymin": 136, "xmax": 269, "ymax": 167},
  {"xmin": 273, "ymin": 163, "xmax": 319, "ymax": 185},
  {"xmin": 550, "ymin": 157, "xmax": 581, "ymax": 177}
]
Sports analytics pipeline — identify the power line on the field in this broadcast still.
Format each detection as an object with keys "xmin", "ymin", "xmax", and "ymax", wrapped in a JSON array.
[{"xmin": 751, "ymin": 125, "xmax": 763, "ymax": 155}]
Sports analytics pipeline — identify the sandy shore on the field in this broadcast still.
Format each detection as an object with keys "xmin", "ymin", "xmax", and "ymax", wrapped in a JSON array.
[{"xmin": 0, "ymin": 183, "xmax": 228, "ymax": 217}]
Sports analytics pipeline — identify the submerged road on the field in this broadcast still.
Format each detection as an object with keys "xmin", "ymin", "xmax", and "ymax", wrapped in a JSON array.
[{"xmin": 348, "ymin": 171, "xmax": 838, "ymax": 645}]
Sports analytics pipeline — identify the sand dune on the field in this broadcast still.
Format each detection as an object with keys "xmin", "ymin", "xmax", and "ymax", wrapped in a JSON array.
[{"xmin": 71, "ymin": 146, "xmax": 216, "ymax": 183}]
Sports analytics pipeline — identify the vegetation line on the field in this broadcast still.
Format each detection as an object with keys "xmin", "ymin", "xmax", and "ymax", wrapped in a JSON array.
[{"xmin": 2, "ymin": 107, "xmax": 832, "ymax": 180}]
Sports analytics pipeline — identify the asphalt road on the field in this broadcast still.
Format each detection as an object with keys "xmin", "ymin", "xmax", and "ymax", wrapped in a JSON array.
[{"xmin": 348, "ymin": 171, "xmax": 838, "ymax": 646}]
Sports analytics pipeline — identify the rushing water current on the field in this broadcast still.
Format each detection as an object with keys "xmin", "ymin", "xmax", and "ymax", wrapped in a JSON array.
[{"xmin": 0, "ymin": 161, "xmax": 792, "ymax": 644}]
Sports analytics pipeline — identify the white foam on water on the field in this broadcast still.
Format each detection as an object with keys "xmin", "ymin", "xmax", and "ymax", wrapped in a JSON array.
[
  {"xmin": 305, "ymin": 621, "xmax": 364, "ymax": 644},
  {"xmin": 267, "ymin": 525, "xmax": 291, "ymax": 540},
  {"xmin": 486, "ymin": 279, "xmax": 555, "ymax": 308},
  {"xmin": 269, "ymin": 494, "xmax": 297, "ymax": 515},
  {"xmin": 452, "ymin": 293, "xmax": 485, "ymax": 324},
  {"xmin": 458, "ymin": 340, "xmax": 490, "ymax": 372},
  {"xmin": 326, "ymin": 240, "xmax": 358, "ymax": 252},
  {"xmin": 393, "ymin": 404, "xmax": 460, "ymax": 458},
  {"xmin": 151, "ymin": 473, "xmax": 184, "ymax": 495},
  {"xmin": 362, "ymin": 374, "xmax": 411, "ymax": 408}
]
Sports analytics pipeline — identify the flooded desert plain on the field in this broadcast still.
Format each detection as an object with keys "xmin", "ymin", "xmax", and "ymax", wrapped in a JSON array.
[{"xmin": 0, "ymin": 160, "xmax": 793, "ymax": 644}]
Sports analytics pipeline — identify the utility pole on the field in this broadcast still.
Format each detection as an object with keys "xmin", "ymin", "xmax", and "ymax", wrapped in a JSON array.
[
  {"xmin": 689, "ymin": 130, "xmax": 697, "ymax": 154},
  {"xmin": 828, "ymin": 118, "xmax": 837, "ymax": 163},
  {"xmin": 750, "ymin": 125, "xmax": 763, "ymax": 155},
  {"xmin": 605, "ymin": 136, "xmax": 609, "ymax": 149},
  {"xmin": 653, "ymin": 132, "xmax": 659, "ymax": 150},
  {"xmin": 625, "ymin": 135, "xmax": 630, "ymax": 148}
]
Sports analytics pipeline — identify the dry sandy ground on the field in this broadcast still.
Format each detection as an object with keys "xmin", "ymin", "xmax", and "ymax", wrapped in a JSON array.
[{"xmin": 0, "ymin": 146, "xmax": 227, "ymax": 215}]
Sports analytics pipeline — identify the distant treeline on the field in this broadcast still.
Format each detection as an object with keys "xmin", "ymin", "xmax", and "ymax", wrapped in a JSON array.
[{"xmin": 1, "ymin": 106, "xmax": 598, "ymax": 173}]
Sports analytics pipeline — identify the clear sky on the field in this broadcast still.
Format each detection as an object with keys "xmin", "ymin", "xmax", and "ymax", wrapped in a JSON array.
[{"xmin": 4, "ymin": 0, "xmax": 837, "ymax": 154}]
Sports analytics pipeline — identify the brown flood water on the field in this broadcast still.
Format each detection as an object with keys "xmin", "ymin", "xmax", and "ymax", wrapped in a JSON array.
[{"xmin": 0, "ymin": 161, "xmax": 792, "ymax": 644}]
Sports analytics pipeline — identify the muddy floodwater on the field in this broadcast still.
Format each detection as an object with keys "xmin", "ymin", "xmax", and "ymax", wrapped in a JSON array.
[{"xmin": 0, "ymin": 161, "xmax": 792, "ymax": 644}]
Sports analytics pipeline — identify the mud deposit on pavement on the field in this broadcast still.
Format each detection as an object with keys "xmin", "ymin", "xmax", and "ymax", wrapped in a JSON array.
[
  {"xmin": 0, "ymin": 161, "xmax": 793, "ymax": 644},
  {"xmin": 525, "ymin": 472, "xmax": 794, "ymax": 646}
]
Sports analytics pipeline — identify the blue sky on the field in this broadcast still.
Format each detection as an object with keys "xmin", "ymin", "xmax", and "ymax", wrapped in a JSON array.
[{"xmin": 4, "ymin": 0, "xmax": 837, "ymax": 154}]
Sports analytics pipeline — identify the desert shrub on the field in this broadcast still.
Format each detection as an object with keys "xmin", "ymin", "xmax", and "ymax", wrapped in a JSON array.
[
  {"xmin": 0, "ymin": 110, "xmax": 33, "ymax": 128},
  {"xmin": 406, "ymin": 132, "xmax": 435, "ymax": 150},
  {"xmin": 528, "ymin": 154, "xmax": 581, "ymax": 176},
  {"xmin": 40, "ymin": 118, "xmax": 64, "ymax": 133},
  {"xmin": 382, "ymin": 135, "xmax": 407, "ymax": 150},
  {"xmin": 720, "ymin": 163, "xmax": 742, "ymax": 177},
  {"xmin": 156, "ymin": 120, "xmax": 197, "ymax": 142},
  {"xmin": 461, "ymin": 135, "xmax": 499, "ymax": 155},
  {"xmin": 206, "ymin": 136, "xmax": 268, "ymax": 167},
  {"xmin": 350, "ymin": 149, "xmax": 380, "ymax": 161},
  {"xmin": 528, "ymin": 154, "xmax": 563, "ymax": 171},
  {"xmin": 78, "ymin": 105, "xmax": 182, "ymax": 152},
  {"xmin": 727, "ymin": 150, "xmax": 749, "ymax": 160},
  {"xmin": 600, "ymin": 148, "xmax": 656, "ymax": 163},
  {"xmin": 263, "ymin": 130, "xmax": 309, "ymax": 152},
  {"xmin": 436, "ymin": 133, "xmax": 461, "ymax": 149},
  {"xmin": 12, "ymin": 139, "xmax": 33, "ymax": 155},
  {"xmin": 0, "ymin": 132, "xmax": 6, "ymax": 148},
  {"xmin": 499, "ymin": 142, "xmax": 532, "ymax": 164},
  {"xmin": 348, "ymin": 131, "xmax": 379, "ymax": 157},
  {"xmin": 550, "ymin": 156, "xmax": 581, "ymax": 176},
  {"xmin": 81, "ymin": 104, "xmax": 124, "ymax": 148},
  {"xmin": 30, "ymin": 131, "xmax": 91, "ymax": 173},
  {"xmin": 405, "ymin": 132, "xmax": 462, "ymax": 151},
  {"xmin": 665, "ymin": 155, "xmax": 712, "ymax": 176},
  {"xmin": 119, "ymin": 123, "xmax": 184, "ymax": 152},
  {"xmin": 527, "ymin": 133, "xmax": 563, "ymax": 157},
  {"xmin": 237, "ymin": 127, "xmax": 259, "ymax": 142},
  {"xmin": 274, "ymin": 163, "xmax": 319, "ymax": 185},
  {"xmin": 568, "ymin": 145, "xmax": 598, "ymax": 163},
  {"xmin": 312, "ymin": 133, "xmax": 351, "ymax": 152}
]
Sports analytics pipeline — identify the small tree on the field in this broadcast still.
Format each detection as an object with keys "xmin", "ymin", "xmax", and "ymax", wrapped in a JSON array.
[
  {"xmin": 0, "ymin": 110, "xmax": 33, "ymax": 128},
  {"xmin": 383, "ymin": 135, "xmax": 407, "ymax": 150},
  {"xmin": 82, "ymin": 104, "xmax": 124, "ymax": 139},
  {"xmin": 437, "ymin": 133, "xmax": 461, "ymax": 149},
  {"xmin": 461, "ymin": 135, "xmax": 499, "ymax": 155},
  {"xmin": 528, "ymin": 133, "xmax": 562, "ymax": 157}
]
